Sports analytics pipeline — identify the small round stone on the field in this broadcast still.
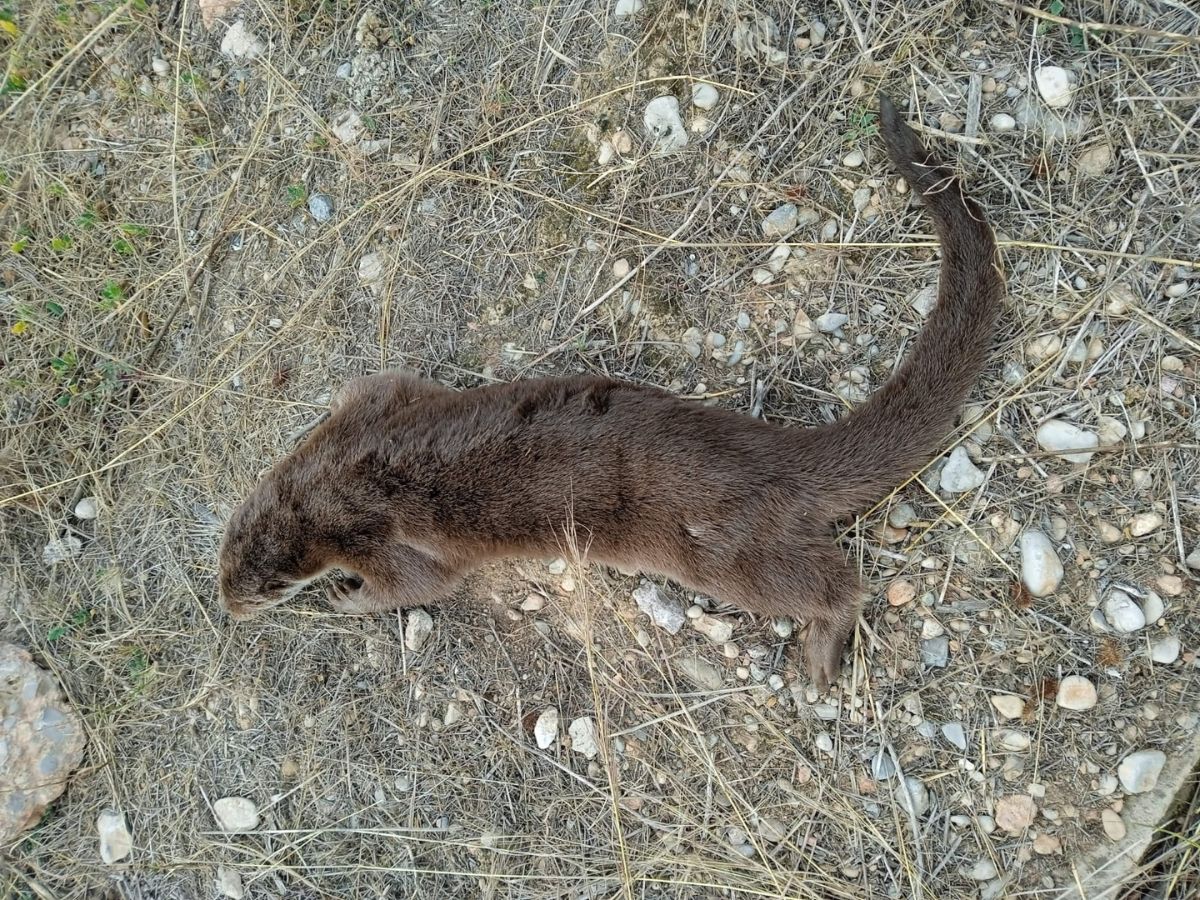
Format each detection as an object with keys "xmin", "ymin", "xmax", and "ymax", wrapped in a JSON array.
[
  {"xmin": 843, "ymin": 149, "xmax": 865, "ymax": 168},
  {"xmin": 612, "ymin": 258, "xmax": 631, "ymax": 278},
  {"xmin": 991, "ymin": 695, "xmax": 1025, "ymax": 719},
  {"xmin": 1056, "ymin": 675, "xmax": 1097, "ymax": 711},
  {"xmin": 74, "ymin": 496, "xmax": 100, "ymax": 520},
  {"xmin": 1117, "ymin": 750, "xmax": 1166, "ymax": 794},
  {"xmin": 213, "ymin": 797, "xmax": 259, "ymax": 833},
  {"xmin": 990, "ymin": 113, "xmax": 1016, "ymax": 132}
]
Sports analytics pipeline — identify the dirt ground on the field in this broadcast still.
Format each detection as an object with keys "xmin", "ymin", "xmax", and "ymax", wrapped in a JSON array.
[{"xmin": 2, "ymin": 1, "xmax": 1198, "ymax": 897}]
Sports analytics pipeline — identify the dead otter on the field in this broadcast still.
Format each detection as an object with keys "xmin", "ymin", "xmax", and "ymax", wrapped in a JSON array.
[{"xmin": 217, "ymin": 95, "xmax": 1004, "ymax": 690}]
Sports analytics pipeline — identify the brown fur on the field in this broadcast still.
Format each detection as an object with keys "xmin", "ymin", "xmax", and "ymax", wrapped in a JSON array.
[{"xmin": 217, "ymin": 95, "xmax": 1004, "ymax": 690}]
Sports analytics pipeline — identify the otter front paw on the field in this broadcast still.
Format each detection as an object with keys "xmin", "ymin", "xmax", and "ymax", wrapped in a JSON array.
[{"xmin": 326, "ymin": 577, "xmax": 375, "ymax": 615}]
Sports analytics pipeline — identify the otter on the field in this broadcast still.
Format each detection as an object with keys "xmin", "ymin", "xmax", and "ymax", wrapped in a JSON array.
[{"xmin": 218, "ymin": 95, "xmax": 1003, "ymax": 690}]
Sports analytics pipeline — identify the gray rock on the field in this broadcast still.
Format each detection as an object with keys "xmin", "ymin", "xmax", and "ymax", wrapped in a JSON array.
[
  {"xmin": 1150, "ymin": 635, "xmax": 1180, "ymax": 664},
  {"xmin": 896, "ymin": 776, "xmax": 930, "ymax": 816},
  {"xmin": 1103, "ymin": 591, "xmax": 1145, "ymax": 633},
  {"xmin": 761, "ymin": 204, "xmax": 798, "ymax": 237},
  {"xmin": 216, "ymin": 866, "xmax": 245, "ymax": 899},
  {"xmin": 74, "ymin": 496, "xmax": 100, "ymax": 520},
  {"xmin": 632, "ymin": 582, "xmax": 685, "ymax": 634},
  {"xmin": 213, "ymin": 797, "xmax": 259, "ymax": 833},
  {"xmin": 815, "ymin": 312, "xmax": 849, "ymax": 333},
  {"xmin": 1117, "ymin": 749, "xmax": 1166, "ymax": 794},
  {"xmin": 942, "ymin": 722, "xmax": 967, "ymax": 751},
  {"xmin": 1036, "ymin": 419, "xmax": 1097, "ymax": 463},
  {"xmin": 307, "ymin": 193, "xmax": 334, "ymax": 222},
  {"xmin": 921, "ymin": 637, "xmax": 950, "ymax": 668},
  {"xmin": 0, "ymin": 644, "xmax": 87, "ymax": 843},
  {"xmin": 676, "ymin": 655, "xmax": 723, "ymax": 691},
  {"xmin": 404, "ymin": 609, "xmax": 434, "ymax": 651},
  {"xmin": 940, "ymin": 447, "xmax": 985, "ymax": 493},
  {"xmin": 643, "ymin": 96, "xmax": 687, "ymax": 153},
  {"xmin": 871, "ymin": 750, "xmax": 896, "ymax": 780},
  {"xmin": 335, "ymin": 61, "xmax": 352, "ymax": 79}
]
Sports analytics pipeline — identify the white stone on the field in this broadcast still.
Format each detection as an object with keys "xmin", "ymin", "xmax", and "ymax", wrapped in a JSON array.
[
  {"xmin": 1150, "ymin": 636, "xmax": 1180, "ymax": 664},
  {"xmin": 611, "ymin": 130, "xmax": 633, "ymax": 154},
  {"xmin": 691, "ymin": 83, "xmax": 719, "ymax": 110},
  {"xmin": 968, "ymin": 859, "xmax": 998, "ymax": 881},
  {"xmin": 1142, "ymin": 591, "xmax": 1164, "ymax": 626},
  {"xmin": 404, "ymin": 609, "xmax": 434, "ymax": 651},
  {"xmin": 1020, "ymin": 530, "xmax": 1064, "ymax": 597},
  {"xmin": 220, "ymin": 20, "xmax": 265, "ymax": 60},
  {"xmin": 762, "ymin": 204, "xmax": 798, "ymax": 237},
  {"xmin": 612, "ymin": 257, "xmax": 631, "ymax": 278},
  {"xmin": 596, "ymin": 140, "xmax": 615, "ymax": 166},
  {"xmin": 1056, "ymin": 675, "xmax": 1097, "ymax": 711},
  {"xmin": 0, "ymin": 644, "xmax": 87, "ymax": 843},
  {"xmin": 534, "ymin": 707, "xmax": 558, "ymax": 749},
  {"xmin": 442, "ymin": 701, "xmax": 463, "ymax": 728},
  {"xmin": 1102, "ymin": 808, "xmax": 1126, "ymax": 841},
  {"xmin": 751, "ymin": 267, "xmax": 774, "ymax": 285},
  {"xmin": 74, "ymin": 496, "xmax": 100, "ymax": 519},
  {"xmin": 98, "ymin": 808, "xmax": 132, "ymax": 864},
  {"xmin": 896, "ymin": 776, "xmax": 929, "ymax": 817},
  {"xmin": 1036, "ymin": 420, "xmax": 1097, "ymax": 463},
  {"xmin": 568, "ymin": 716, "xmax": 599, "ymax": 758},
  {"xmin": 42, "ymin": 535, "xmax": 82, "ymax": 565},
  {"xmin": 632, "ymin": 583, "xmax": 685, "ymax": 634},
  {"xmin": 1103, "ymin": 591, "xmax": 1145, "ymax": 633},
  {"xmin": 643, "ymin": 96, "xmax": 688, "ymax": 153},
  {"xmin": 358, "ymin": 252, "xmax": 384, "ymax": 294},
  {"xmin": 1117, "ymin": 750, "xmax": 1166, "ymax": 794},
  {"xmin": 1097, "ymin": 416, "xmax": 1127, "ymax": 446},
  {"xmin": 910, "ymin": 285, "xmax": 937, "ymax": 317},
  {"xmin": 843, "ymin": 149, "xmax": 864, "ymax": 168},
  {"xmin": 1129, "ymin": 512, "xmax": 1163, "ymax": 536},
  {"xmin": 677, "ymin": 654, "xmax": 723, "ymax": 690},
  {"xmin": 1027, "ymin": 334, "xmax": 1062, "ymax": 360},
  {"xmin": 1035, "ymin": 66, "xmax": 1074, "ymax": 108},
  {"xmin": 216, "ymin": 866, "xmax": 245, "ymax": 899},
  {"xmin": 815, "ymin": 312, "xmax": 848, "ymax": 333},
  {"xmin": 998, "ymin": 729, "xmax": 1031, "ymax": 752},
  {"xmin": 991, "ymin": 695, "xmax": 1025, "ymax": 719},
  {"xmin": 692, "ymin": 613, "xmax": 733, "ymax": 644},
  {"xmin": 213, "ymin": 797, "xmax": 259, "ymax": 833},
  {"xmin": 766, "ymin": 244, "xmax": 790, "ymax": 274},
  {"xmin": 614, "ymin": 0, "xmax": 643, "ymax": 16},
  {"xmin": 990, "ymin": 113, "xmax": 1017, "ymax": 132},
  {"xmin": 151, "ymin": 57, "xmax": 170, "ymax": 76},
  {"xmin": 940, "ymin": 446, "xmax": 986, "ymax": 493},
  {"xmin": 331, "ymin": 109, "xmax": 364, "ymax": 145},
  {"xmin": 942, "ymin": 722, "xmax": 967, "ymax": 751}
]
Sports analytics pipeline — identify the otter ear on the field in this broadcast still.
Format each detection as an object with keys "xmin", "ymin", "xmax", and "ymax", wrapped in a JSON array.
[{"xmin": 330, "ymin": 369, "xmax": 453, "ymax": 414}]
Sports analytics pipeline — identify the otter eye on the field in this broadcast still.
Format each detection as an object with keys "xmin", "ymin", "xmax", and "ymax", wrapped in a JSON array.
[{"xmin": 263, "ymin": 579, "xmax": 290, "ymax": 593}]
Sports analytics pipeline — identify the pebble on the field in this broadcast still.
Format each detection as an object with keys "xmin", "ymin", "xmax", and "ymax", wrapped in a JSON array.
[
  {"xmin": 815, "ymin": 732, "xmax": 834, "ymax": 755},
  {"xmin": 942, "ymin": 722, "xmax": 967, "ymax": 751},
  {"xmin": 611, "ymin": 130, "xmax": 633, "ymax": 155},
  {"xmin": 220, "ymin": 20, "xmax": 266, "ymax": 59},
  {"xmin": 213, "ymin": 797, "xmax": 259, "ymax": 833},
  {"xmin": 1129, "ymin": 512, "xmax": 1163, "ymax": 536},
  {"xmin": 896, "ymin": 776, "xmax": 930, "ymax": 817},
  {"xmin": 1189, "ymin": 545, "xmax": 1200, "ymax": 571},
  {"xmin": 772, "ymin": 617, "xmax": 793, "ymax": 639},
  {"xmin": 1117, "ymin": 749, "xmax": 1166, "ymax": 794},
  {"xmin": 643, "ymin": 96, "xmax": 688, "ymax": 153},
  {"xmin": 921, "ymin": 637, "xmax": 950, "ymax": 668},
  {"xmin": 991, "ymin": 695, "xmax": 1025, "ymax": 720},
  {"xmin": 151, "ymin": 57, "xmax": 170, "ymax": 76},
  {"xmin": 886, "ymin": 579, "xmax": 916, "ymax": 607},
  {"xmin": 1056, "ymin": 675, "xmax": 1097, "ymax": 711},
  {"xmin": 999, "ymin": 730, "xmax": 1031, "ymax": 752},
  {"xmin": 632, "ymin": 582, "xmax": 685, "ymax": 634},
  {"xmin": 568, "ymin": 717, "xmax": 600, "ymax": 758},
  {"xmin": 995, "ymin": 794, "xmax": 1036, "ymax": 834},
  {"xmin": 843, "ymin": 149, "xmax": 865, "ymax": 168},
  {"xmin": 692, "ymin": 614, "xmax": 733, "ymax": 644},
  {"xmin": 216, "ymin": 866, "xmax": 245, "ymax": 899},
  {"xmin": 42, "ymin": 535, "xmax": 82, "ymax": 566},
  {"xmin": 676, "ymin": 655, "xmax": 723, "ymax": 691},
  {"xmin": 1101, "ymin": 808, "xmax": 1126, "ymax": 841},
  {"xmin": 1097, "ymin": 416, "xmax": 1127, "ymax": 446},
  {"xmin": 307, "ymin": 193, "xmax": 334, "ymax": 222},
  {"xmin": 1150, "ymin": 636, "xmax": 1180, "ymax": 664},
  {"xmin": 815, "ymin": 312, "xmax": 848, "ymax": 333},
  {"xmin": 761, "ymin": 204, "xmax": 798, "ymax": 237},
  {"xmin": 1034, "ymin": 65, "xmax": 1074, "ymax": 108},
  {"xmin": 691, "ymin": 83, "xmax": 719, "ymax": 110},
  {"xmin": 871, "ymin": 750, "xmax": 896, "ymax": 780},
  {"xmin": 910, "ymin": 285, "xmax": 937, "ymax": 317},
  {"xmin": 940, "ymin": 446, "xmax": 986, "ymax": 493},
  {"xmin": 1142, "ymin": 592, "xmax": 1164, "ymax": 626},
  {"xmin": 1034, "ymin": 833, "xmax": 1061, "ymax": 855},
  {"xmin": 612, "ymin": 257, "xmax": 631, "ymax": 278},
  {"xmin": 442, "ymin": 701, "xmax": 463, "ymax": 728},
  {"xmin": 1020, "ymin": 530, "xmax": 1064, "ymax": 597},
  {"xmin": 357, "ymin": 252, "xmax": 384, "ymax": 293},
  {"xmin": 968, "ymin": 859, "xmax": 998, "ymax": 881},
  {"xmin": 1103, "ymin": 591, "xmax": 1145, "ymax": 633},
  {"xmin": 1027, "ymin": 334, "xmax": 1062, "ymax": 360},
  {"xmin": 614, "ymin": 0, "xmax": 643, "ymax": 15},
  {"xmin": 98, "ymin": 808, "xmax": 132, "ymax": 864},
  {"xmin": 888, "ymin": 503, "xmax": 917, "ymax": 528},
  {"xmin": 520, "ymin": 594, "xmax": 544, "ymax": 613},
  {"xmin": 74, "ymin": 496, "xmax": 100, "ymax": 519},
  {"xmin": 751, "ymin": 268, "xmax": 773, "ymax": 285},
  {"xmin": 404, "ymin": 609, "xmax": 434, "ymax": 651},
  {"xmin": 1036, "ymin": 420, "xmax": 1098, "ymax": 463},
  {"xmin": 766, "ymin": 244, "xmax": 791, "ymax": 273},
  {"xmin": 990, "ymin": 113, "xmax": 1017, "ymax": 132},
  {"xmin": 1078, "ymin": 143, "xmax": 1113, "ymax": 177},
  {"xmin": 757, "ymin": 816, "xmax": 788, "ymax": 842},
  {"xmin": 335, "ymin": 61, "xmax": 352, "ymax": 79},
  {"xmin": 534, "ymin": 707, "xmax": 559, "ymax": 749}
]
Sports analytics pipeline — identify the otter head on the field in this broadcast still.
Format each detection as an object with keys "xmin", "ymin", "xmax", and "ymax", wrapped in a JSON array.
[{"xmin": 217, "ymin": 476, "xmax": 327, "ymax": 620}]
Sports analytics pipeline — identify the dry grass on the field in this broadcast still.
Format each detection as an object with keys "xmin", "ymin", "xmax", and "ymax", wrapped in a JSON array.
[{"xmin": 2, "ymin": 0, "xmax": 1199, "ymax": 897}]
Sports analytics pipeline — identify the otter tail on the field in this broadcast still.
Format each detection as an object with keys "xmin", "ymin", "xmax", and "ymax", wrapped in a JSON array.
[{"xmin": 797, "ymin": 94, "xmax": 1004, "ymax": 517}]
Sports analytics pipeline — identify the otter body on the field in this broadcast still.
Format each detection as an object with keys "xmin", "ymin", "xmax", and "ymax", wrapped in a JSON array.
[{"xmin": 218, "ymin": 96, "xmax": 1004, "ymax": 689}]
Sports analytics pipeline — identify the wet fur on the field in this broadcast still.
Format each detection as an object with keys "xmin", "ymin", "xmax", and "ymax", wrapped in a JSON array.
[{"xmin": 218, "ymin": 95, "xmax": 1004, "ymax": 690}]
